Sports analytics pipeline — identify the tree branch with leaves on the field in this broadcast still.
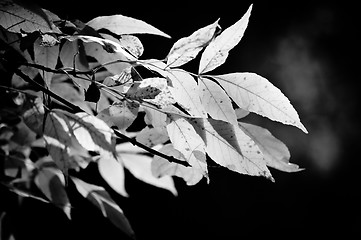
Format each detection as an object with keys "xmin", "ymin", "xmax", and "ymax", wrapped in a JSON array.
[{"xmin": 0, "ymin": 1, "xmax": 307, "ymax": 238}]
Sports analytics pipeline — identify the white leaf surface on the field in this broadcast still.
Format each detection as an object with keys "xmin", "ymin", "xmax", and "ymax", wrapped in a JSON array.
[
  {"xmin": 121, "ymin": 153, "xmax": 177, "ymax": 195},
  {"xmin": 44, "ymin": 111, "xmax": 90, "ymax": 173},
  {"xmin": 86, "ymin": 14, "xmax": 170, "ymax": 38},
  {"xmin": 199, "ymin": 5, "xmax": 252, "ymax": 74},
  {"xmin": 97, "ymin": 153, "xmax": 128, "ymax": 197},
  {"xmin": 97, "ymin": 101, "xmax": 139, "ymax": 131},
  {"xmin": 212, "ymin": 73, "xmax": 308, "ymax": 133},
  {"xmin": 198, "ymin": 77, "xmax": 237, "ymax": 125},
  {"xmin": 141, "ymin": 60, "xmax": 206, "ymax": 117},
  {"xmin": 152, "ymin": 144, "xmax": 203, "ymax": 185},
  {"xmin": 239, "ymin": 122, "xmax": 302, "ymax": 172},
  {"xmin": 60, "ymin": 111, "xmax": 115, "ymax": 154},
  {"xmin": 167, "ymin": 19, "xmax": 219, "ymax": 67},
  {"xmin": 167, "ymin": 69, "xmax": 207, "ymax": 117},
  {"xmin": 167, "ymin": 117, "xmax": 208, "ymax": 178},
  {"xmin": 135, "ymin": 126, "xmax": 169, "ymax": 148},
  {"xmin": 190, "ymin": 118, "xmax": 273, "ymax": 180}
]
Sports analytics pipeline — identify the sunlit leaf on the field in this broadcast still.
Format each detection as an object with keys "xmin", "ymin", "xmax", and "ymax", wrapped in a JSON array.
[
  {"xmin": 43, "ymin": 111, "xmax": 92, "ymax": 173},
  {"xmin": 211, "ymin": 72, "xmax": 308, "ymax": 133},
  {"xmin": 190, "ymin": 118, "xmax": 273, "ymax": 181},
  {"xmin": 151, "ymin": 144, "xmax": 203, "ymax": 185},
  {"xmin": 60, "ymin": 111, "xmax": 116, "ymax": 154},
  {"xmin": 118, "ymin": 34, "xmax": 144, "ymax": 58},
  {"xmin": 135, "ymin": 126, "xmax": 169, "ymax": 148},
  {"xmin": 239, "ymin": 122, "xmax": 302, "ymax": 172},
  {"xmin": 121, "ymin": 153, "xmax": 177, "ymax": 195},
  {"xmin": 86, "ymin": 14, "xmax": 170, "ymax": 38},
  {"xmin": 199, "ymin": 5, "xmax": 252, "ymax": 74},
  {"xmin": 34, "ymin": 156, "xmax": 71, "ymax": 219},
  {"xmin": 167, "ymin": 116, "xmax": 208, "ymax": 180},
  {"xmin": 71, "ymin": 176, "xmax": 134, "ymax": 237},
  {"xmin": 97, "ymin": 101, "xmax": 139, "ymax": 131},
  {"xmin": 198, "ymin": 77, "xmax": 237, "ymax": 125},
  {"xmin": 167, "ymin": 19, "xmax": 219, "ymax": 68},
  {"xmin": 143, "ymin": 61, "xmax": 206, "ymax": 117},
  {"xmin": 97, "ymin": 153, "xmax": 128, "ymax": 197}
]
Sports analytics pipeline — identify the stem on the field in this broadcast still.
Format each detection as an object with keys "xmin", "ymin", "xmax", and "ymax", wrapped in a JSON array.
[
  {"xmin": 113, "ymin": 129, "xmax": 191, "ymax": 167},
  {"xmin": 13, "ymin": 69, "xmax": 83, "ymax": 113},
  {"xmin": 11, "ymin": 66, "xmax": 190, "ymax": 167}
]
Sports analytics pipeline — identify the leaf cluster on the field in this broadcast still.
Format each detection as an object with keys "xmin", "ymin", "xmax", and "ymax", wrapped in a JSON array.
[{"xmin": 0, "ymin": 1, "xmax": 307, "ymax": 238}]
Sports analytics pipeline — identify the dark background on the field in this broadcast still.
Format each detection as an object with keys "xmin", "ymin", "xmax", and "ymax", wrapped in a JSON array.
[{"xmin": 3, "ymin": 1, "xmax": 360, "ymax": 239}]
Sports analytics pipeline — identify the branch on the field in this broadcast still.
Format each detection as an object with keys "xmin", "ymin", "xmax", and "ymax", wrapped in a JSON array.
[
  {"xmin": 10, "ymin": 65, "xmax": 191, "ymax": 167},
  {"xmin": 13, "ymin": 68, "xmax": 83, "ymax": 112},
  {"xmin": 113, "ymin": 129, "xmax": 191, "ymax": 167}
]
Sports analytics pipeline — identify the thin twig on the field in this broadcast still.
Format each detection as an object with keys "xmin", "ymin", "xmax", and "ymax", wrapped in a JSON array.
[
  {"xmin": 8, "ymin": 63, "xmax": 191, "ymax": 167},
  {"xmin": 113, "ymin": 129, "xmax": 191, "ymax": 167}
]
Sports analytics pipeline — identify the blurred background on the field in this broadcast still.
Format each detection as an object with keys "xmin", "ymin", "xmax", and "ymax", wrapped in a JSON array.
[{"xmin": 7, "ymin": 1, "xmax": 360, "ymax": 239}]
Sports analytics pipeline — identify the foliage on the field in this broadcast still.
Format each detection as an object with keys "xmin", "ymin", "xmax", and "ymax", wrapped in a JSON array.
[{"xmin": 0, "ymin": 1, "xmax": 307, "ymax": 238}]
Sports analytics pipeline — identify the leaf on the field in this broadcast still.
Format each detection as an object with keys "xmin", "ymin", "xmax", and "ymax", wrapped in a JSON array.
[
  {"xmin": 239, "ymin": 122, "xmax": 302, "ymax": 172},
  {"xmin": 59, "ymin": 39, "xmax": 89, "ymax": 72},
  {"xmin": 80, "ymin": 36, "xmax": 132, "ymax": 75},
  {"xmin": 97, "ymin": 153, "xmax": 128, "ymax": 197},
  {"xmin": 33, "ymin": 37, "xmax": 59, "ymax": 87},
  {"xmin": 0, "ymin": 0, "xmax": 60, "ymax": 33},
  {"xmin": 22, "ymin": 96, "xmax": 44, "ymax": 135},
  {"xmin": 34, "ymin": 156, "xmax": 71, "ymax": 219},
  {"xmin": 198, "ymin": 77, "xmax": 237, "ymax": 125},
  {"xmin": 199, "ymin": 5, "xmax": 252, "ymax": 74},
  {"xmin": 142, "ymin": 60, "xmax": 206, "ymax": 116},
  {"xmin": 190, "ymin": 118, "xmax": 273, "ymax": 181},
  {"xmin": 60, "ymin": 111, "xmax": 116, "ymax": 154},
  {"xmin": 152, "ymin": 144, "xmax": 204, "ymax": 185},
  {"xmin": 43, "ymin": 111, "xmax": 92, "ymax": 173},
  {"xmin": 86, "ymin": 14, "xmax": 170, "ymax": 38},
  {"xmin": 85, "ymin": 82, "xmax": 101, "ymax": 103},
  {"xmin": 166, "ymin": 117, "xmax": 208, "ymax": 179},
  {"xmin": 69, "ymin": 35, "xmax": 136, "ymax": 61},
  {"xmin": 166, "ymin": 19, "xmax": 219, "ymax": 67},
  {"xmin": 211, "ymin": 73, "xmax": 308, "ymax": 133},
  {"xmin": 118, "ymin": 34, "xmax": 144, "ymax": 58},
  {"xmin": 70, "ymin": 177, "xmax": 134, "ymax": 238},
  {"xmin": 121, "ymin": 153, "xmax": 177, "ymax": 195},
  {"xmin": 135, "ymin": 126, "xmax": 169, "ymax": 148},
  {"xmin": 97, "ymin": 101, "xmax": 139, "ymax": 131}
]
